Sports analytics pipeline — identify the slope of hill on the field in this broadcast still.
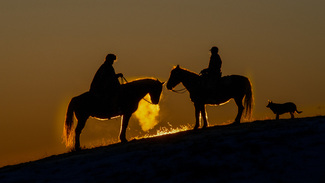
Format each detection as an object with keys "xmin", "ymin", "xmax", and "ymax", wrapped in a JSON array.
[{"xmin": 1, "ymin": 116, "xmax": 325, "ymax": 183}]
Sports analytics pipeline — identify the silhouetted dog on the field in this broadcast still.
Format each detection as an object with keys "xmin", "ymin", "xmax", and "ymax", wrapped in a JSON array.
[{"xmin": 267, "ymin": 101, "xmax": 302, "ymax": 120}]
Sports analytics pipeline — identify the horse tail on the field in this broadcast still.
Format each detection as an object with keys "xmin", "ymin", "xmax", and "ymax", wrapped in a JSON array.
[
  {"xmin": 63, "ymin": 97, "xmax": 76, "ymax": 148},
  {"xmin": 244, "ymin": 78, "xmax": 254, "ymax": 119}
]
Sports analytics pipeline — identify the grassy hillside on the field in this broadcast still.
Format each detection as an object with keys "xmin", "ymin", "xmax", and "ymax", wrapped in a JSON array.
[{"xmin": 1, "ymin": 116, "xmax": 325, "ymax": 182}]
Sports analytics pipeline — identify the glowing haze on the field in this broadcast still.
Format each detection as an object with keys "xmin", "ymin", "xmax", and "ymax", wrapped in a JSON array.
[
  {"xmin": 134, "ymin": 94, "xmax": 160, "ymax": 131},
  {"xmin": 1, "ymin": 1, "xmax": 325, "ymax": 167}
]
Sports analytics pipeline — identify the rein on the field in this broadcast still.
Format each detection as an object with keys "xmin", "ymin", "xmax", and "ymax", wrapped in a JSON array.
[
  {"xmin": 142, "ymin": 97, "xmax": 154, "ymax": 104},
  {"xmin": 120, "ymin": 76, "xmax": 128, "ymax": 84},
  {"xmin": 171, "ymin": 88, "xmax": 187, "ymax": 94},
  {"xmin": 120, "ymin": 76, "xmax": 155, "ymax": 104}
]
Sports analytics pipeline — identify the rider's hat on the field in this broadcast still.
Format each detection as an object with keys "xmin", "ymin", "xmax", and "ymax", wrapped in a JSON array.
[
  {"xmin": 210, "ymin": 46, "xmax": 219, "ymax": 53},
  {"xmin": 105, "ymin": 54, "xmax": 117, "ymax": 61}
]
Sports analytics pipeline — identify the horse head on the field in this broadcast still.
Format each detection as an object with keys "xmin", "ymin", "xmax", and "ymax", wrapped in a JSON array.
[
  {"xmin": 149, "ymin": 79, "xmax": 164, "ymax": 104},
  {"xmin": 166, "ymin": 65, "xmax": 182, "ymax": 90}
]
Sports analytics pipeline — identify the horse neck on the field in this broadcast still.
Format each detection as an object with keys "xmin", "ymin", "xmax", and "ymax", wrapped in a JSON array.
[
  {"xmin": 179, "ymin": 69, "xmax": 201, "ymax": 92},
  {"xmin": 139, "ymin": 79, "xmax": 154, "ymax": 97},
  {"xmin": 127, "ymin": 79, "xmax": 155, "ymax": 99}
]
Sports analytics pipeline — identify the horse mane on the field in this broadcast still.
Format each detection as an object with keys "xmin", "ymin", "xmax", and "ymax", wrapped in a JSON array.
[
  {"xmin": 122, "ymin": 77, "xmax": 159, "ymax": 88},
  {"xmin": 174, "ymin": 65, "xmax": 200, "ymax": 79}
]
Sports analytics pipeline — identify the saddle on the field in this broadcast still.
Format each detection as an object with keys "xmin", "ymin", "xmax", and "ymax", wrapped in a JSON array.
[
  {"xmin": 199, "ymin": 75, "xmax": 225, "ymax": 103},
  {"xmin": 90, "ymin": 92, "xmax": 122, "ymax": 117},
  {"xmin": 200, "ymin": 75, "xmax": 221, "ymax": 90}
]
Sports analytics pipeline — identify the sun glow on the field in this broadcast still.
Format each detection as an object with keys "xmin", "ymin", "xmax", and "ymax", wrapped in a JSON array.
[
  {"xmin": 151, "ymin": 124, "xmax": 192, "ymax": 137},
  {"xmin": 135, "ymin": 123, "xmax": 193, "ymax": 140},
  {"xmin": 134, "ymin": 94, "xmax": 160, "ymax": 131}
]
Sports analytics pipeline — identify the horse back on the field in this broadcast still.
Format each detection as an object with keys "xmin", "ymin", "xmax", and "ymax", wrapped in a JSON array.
[
  {"xmin": 196, "ymin": 75, "xmax": 251, "ymax": 104},
  {"xmin": 218, "ymin": 75, "xmax": 251, "ymax": 94}
]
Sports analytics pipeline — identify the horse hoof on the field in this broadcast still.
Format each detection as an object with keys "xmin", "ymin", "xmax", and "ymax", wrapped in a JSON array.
[
  {"xmin": 72, "ymin": 146, "xmax": 81, "ymax": 152},
  {"xmin": 120, "ymin": 139, "xmax": 128, "ymax": 143},
  {"xmin": 231, "ymin": 121, "xmax": 240, "ymax": 126}
]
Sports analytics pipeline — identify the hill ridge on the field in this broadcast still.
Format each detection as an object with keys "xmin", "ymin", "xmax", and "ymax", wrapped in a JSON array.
[{"xmin": 1, "ymin": 116, "xmax": 325, "ymax": 182}]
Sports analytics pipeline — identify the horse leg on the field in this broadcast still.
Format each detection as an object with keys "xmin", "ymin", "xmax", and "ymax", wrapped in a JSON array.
[
  {"xmin": 74, "ymin": 117, "xmax": 87, "ymax": 151},
  {"xmin": 276, "ymin": 114, "xmax": 279, "ymax": 120},
  {"xmin": 200, "ymin": 105, "xmax": 208, "ymax": 128},
  {"xmin": 234, "ymin": 98, "xmax": 244, "ymax": 124},
  {"xmin": 119, "ymin": 113, "xmax": 131, "ymax": 143},
  {"xmin": 194, "ymin": 103, "xmax": 201, "ymax": 130}
]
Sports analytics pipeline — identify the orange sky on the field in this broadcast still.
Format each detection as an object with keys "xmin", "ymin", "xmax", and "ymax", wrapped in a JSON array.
[{"xmin": 1, "ymin": 1, "xmax": 325, "ymax": 167}]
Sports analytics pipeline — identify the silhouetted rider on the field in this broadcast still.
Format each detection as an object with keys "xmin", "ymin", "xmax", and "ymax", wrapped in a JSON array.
[
  {"xmin": 90, "ymin": 54, "xmax": 123, "ymax": 111},
  {"xmin": 200, "ymin": 46, "xmax": 222, "ymax": 79},
  {"xmin": 200, "ymin": 46, "xmax": 222, "ymax": 89}
]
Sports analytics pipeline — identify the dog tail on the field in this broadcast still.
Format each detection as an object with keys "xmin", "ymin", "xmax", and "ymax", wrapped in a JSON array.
[{"xmin": 296, "ymin": 110, "xmax": 302, "ymax": 114}]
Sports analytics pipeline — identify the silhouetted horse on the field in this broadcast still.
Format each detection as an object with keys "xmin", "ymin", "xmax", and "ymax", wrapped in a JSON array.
[
  {"xmin": 166, "ymin": 65, "xmax": 253, "ymax": 129},
  {"xmin": 64, "ymin": 78, "xmax": 164, "ymax": 150}
]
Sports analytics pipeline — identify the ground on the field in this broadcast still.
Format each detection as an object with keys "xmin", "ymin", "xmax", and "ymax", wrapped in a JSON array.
[{"xmin": 0, "ymin": 116, "xmax": 324, "ymax": 183}]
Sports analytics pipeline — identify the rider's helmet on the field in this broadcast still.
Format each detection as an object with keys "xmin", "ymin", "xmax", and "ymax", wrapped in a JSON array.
[{"xmin": 210, "ymin": 46, "xmax": 219, "ymax": 54}]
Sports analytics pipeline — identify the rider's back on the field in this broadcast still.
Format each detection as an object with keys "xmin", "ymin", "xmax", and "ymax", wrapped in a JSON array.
[{"xmin": 90, "ymin": 62, "xmax": 120, "ymax": 98}]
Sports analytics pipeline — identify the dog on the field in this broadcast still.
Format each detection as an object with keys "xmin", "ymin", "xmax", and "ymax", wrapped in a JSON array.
[{"xmin": 267, "ymin": 101, "xmax": 302, "ymax": 120}]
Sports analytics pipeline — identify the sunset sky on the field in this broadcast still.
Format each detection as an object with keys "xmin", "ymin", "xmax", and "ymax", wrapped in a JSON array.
[{"xmin": 1, "ymin": 0, "xmax": 324, "ymax": 167}]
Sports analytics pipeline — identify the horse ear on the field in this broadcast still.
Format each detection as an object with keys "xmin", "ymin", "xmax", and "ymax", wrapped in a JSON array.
[
  {"xmin": 176, "ymin": 65, "xmax": 180, "ymax": 68},
  {"xmin": 156, "ymin": 79, "xmax": 165, "ymax": 85}
]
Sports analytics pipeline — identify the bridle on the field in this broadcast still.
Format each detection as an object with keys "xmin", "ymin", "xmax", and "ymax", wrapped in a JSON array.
[
  {"xmin": 168, "ymin": 68, "xmax": 188, "ymax": 94},
  {"xmin": 120, "ymin": 76, "xmax": 128, "ymax": 84},
  {"xmin": 168, "ymin": 78, "xmax": 187, "ymax": 94}
]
